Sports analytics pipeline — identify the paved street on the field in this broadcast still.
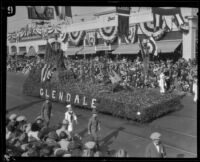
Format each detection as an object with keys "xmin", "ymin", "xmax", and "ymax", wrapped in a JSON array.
[{"xmin": 6, "ymin": 72, "xmax": 197, "ymax": 157}]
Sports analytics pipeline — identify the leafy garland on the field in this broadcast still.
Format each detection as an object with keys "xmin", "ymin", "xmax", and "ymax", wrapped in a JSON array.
[
  {"xmin": 98, "ymin": 26, "xmax": 118, "ymax": 43},
  {"xmin": 69, "ymin": 30, "xmax": 86, "ymax": 46}
]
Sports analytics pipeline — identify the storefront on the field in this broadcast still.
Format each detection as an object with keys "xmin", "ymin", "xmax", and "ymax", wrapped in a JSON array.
[{"xmin": 7, "ymin": 7, "xmax": 198, "ymax": 61}]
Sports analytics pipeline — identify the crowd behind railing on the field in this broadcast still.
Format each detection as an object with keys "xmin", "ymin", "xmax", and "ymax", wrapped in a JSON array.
[{"xmin": 6, "ymin": 113, "xmax": 128, "ymax": 157}]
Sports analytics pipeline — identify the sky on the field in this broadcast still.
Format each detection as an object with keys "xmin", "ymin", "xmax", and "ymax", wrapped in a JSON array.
[{"xmin": 7, "ymin": 6, "xmax": 114, "ymax": 32}]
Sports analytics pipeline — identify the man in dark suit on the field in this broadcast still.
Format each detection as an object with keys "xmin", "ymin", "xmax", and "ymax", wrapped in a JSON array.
[
  {"xmin": 41, "ymin": 97, "xmax": 52, "ymax": 127},
  {"xmin": 88, "ymin": 109, "xmax": 101, "ymax": 149},
  {"xmin": 145, "ymin": 132, "xmax": 167, "ymax": 158}
]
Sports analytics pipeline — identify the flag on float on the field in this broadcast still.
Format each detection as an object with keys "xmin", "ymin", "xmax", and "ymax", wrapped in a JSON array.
[
  {"xmin": 54, "ymin": 6, "xmax": 72, "ymax": 23},
  {"xmin": 41, "ymin": 64, "xmax": 52, "ymax": 82},
  {"xmin": 44, "ymin": 41, "xmax": 53, "ymax": 63},
  {"xmin": 138, "ymin": 38, "xmax": 149, "ymax": 77},
  {"xmin": 148, "ymin": 36, "xmax": 158, "ymax": 56},
  {"xmin": 109, "ymin": 69, "xmax": 122, "ymax": 84},
  {"xmin": 41, "ymin": 64, "xmax": 47, "ymax": 82}
]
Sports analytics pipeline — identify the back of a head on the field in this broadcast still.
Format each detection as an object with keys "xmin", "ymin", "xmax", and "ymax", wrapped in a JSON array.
[
  {"xmin": 31, "ymin": 122, "xmax": 40, "ymax": 132},
  {"xmin": 115, "ymin": 149, "xmax": 128, "ymax": 157}
]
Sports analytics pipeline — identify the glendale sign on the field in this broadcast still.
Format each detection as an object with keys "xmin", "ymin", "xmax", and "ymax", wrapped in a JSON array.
[{"xmin": 40, "ymin": 88, "xmax": 97, "ymax": 109}]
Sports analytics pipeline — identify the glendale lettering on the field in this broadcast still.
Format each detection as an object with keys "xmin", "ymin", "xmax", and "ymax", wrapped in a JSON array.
[
  {"xmin": 74, "ymin": 95, "xmax": 80, "ymax": 104},
  {"xmin": 45, "ymin": 89, "xmax": 49, "ymax": 98},
  {"xmin": 52, "ymin": 90, "xmax": 56, "ymax": 99},
  {"xmin": 59, "ymin": 92, "xmax": 63, "ymax": 101},
  {"xmin": 40, "ymin": 88, "xmax": 97, "ymax": 109},
  {"xmin": 66, "ymin": 93, "xmax": 71, "ymax": 102},
  {"xmin": 40, "ymin": 88, "xmax": 44, "ymax": 96}
]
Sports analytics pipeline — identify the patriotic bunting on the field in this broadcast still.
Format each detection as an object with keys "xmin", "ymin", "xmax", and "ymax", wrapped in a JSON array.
[
  {"xmin": 98, "ymin": 26, "xmax": 118, "ymax": 43},
  {"xmin": 69, "ymin": 30, "xmax": 86, "ymax": 46}
]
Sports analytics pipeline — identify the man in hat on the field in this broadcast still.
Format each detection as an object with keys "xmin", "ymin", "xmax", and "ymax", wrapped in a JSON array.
[
  {"xmin": 41, "ymin": 97, "xmax": 53, "ymax": 127},
  {"xmin": 64, "ymin": 104, "xmax": 78, "ymax": 138},
  {"xmin": 145, "ymin": 132, "xmax": 166, "ymax": 158},
  {"xmin": 88, "ymin": 109, "xmax": 101, "ymax": 149}
]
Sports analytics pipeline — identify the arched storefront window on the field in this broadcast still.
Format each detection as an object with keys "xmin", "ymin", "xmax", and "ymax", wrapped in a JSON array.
[{"xmin": 11, "ymin": 46, "xmax": 17, "ymax": 56}]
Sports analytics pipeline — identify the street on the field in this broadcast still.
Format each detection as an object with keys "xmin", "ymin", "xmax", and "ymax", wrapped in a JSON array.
[{"xmin": 6, "ymin": 72, "xmax": 197, "ymax": 157}]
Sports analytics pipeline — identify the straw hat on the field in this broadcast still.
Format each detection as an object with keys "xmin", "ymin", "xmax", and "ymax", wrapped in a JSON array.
[
  {"xmin": 150, "ymin": 132, "xmax": 161, "ymax": 140},
  {"xmin": 66, "ymin": 104, "xmax": 72, "ymax": 111},
  {"xmin": 16, "ymin": 115, "xmax": 27, "ymax": 122},
  {"xmin": 84, "ymin": 141, "xmax": 96, "ymax": 149},
  {"xmin": 9, "ymin": 114, "xmax": 17, "ymax": 120}
]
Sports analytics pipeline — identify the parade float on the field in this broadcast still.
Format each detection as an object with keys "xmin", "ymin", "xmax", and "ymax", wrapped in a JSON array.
[
  {"xmin": 18, "ymin": 7, "xmax": 188, "ymax": 123},
  {"xmin": 22, "ymin": 30, "xmax": 185, "ymax": 123}
]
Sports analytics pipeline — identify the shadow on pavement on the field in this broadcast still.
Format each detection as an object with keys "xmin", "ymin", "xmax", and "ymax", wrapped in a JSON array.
[
  {"xmin": 78, "ymin": 128, "xmax": 88, "ymax": 137},
  {"xmin": 176, "ymin": 154, "xmax": 185, "ymax": 158},
  {"xmin": 99, "ymin": 127, "xmax": 125, "ymax": 155},
  {"xmin": 7, "ymin": 99, "xmax": 44, "ymax": 113}
]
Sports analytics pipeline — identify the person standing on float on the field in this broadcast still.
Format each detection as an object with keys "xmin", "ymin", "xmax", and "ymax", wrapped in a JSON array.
[
  {"xmin": 158, "ymin": 69, "xmax": 166, "ymax": 94},
  {"xmin": 64, "ymin": 104, "xmax": 78, "ymax": 138},
  {"xmin": 192, "ymin": 76, "xmax": 198, "ymax": 102},
  {"xmin": 41, "ymin": 96, "xmax": 53, "ymax": 127}
]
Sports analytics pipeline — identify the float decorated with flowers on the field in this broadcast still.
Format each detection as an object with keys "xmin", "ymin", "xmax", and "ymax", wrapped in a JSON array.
[{"xmin": 19, "ymin": 7, "xmax": 190, "ymax": 123}]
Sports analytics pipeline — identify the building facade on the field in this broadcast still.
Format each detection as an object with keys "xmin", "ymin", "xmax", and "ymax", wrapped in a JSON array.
[{"xmin": 7, "ymin": 7, "xmax": 198, "ymax": 60}]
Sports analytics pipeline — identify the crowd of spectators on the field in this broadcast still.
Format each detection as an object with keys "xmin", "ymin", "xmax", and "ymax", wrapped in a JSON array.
[
  {"xmin": 7, "ymin": 58, "xmax": 44, "ymax": 74},
  {"xmin": 7, "ymin": 55, "xmax": 197, "ymax": 93},
  {"xmin": 62, "ymin": 56, "xmax": 197, "ymax": 93},
  {"xmin": 6, "ymin": 113, "xmax": 129, "ymax": 157}
]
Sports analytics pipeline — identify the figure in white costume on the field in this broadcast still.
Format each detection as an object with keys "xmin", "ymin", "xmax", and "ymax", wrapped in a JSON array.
[
  {"xmin": 192, "ymin": 77, "xmax": 198, "ymax": 102},
  {"xmin": 64, "ymin": 104, "xmax": 78, "ymax": 137},
  {"xmin": 158, "ymin": 72, "xmax": 166, "ymax": 94}
]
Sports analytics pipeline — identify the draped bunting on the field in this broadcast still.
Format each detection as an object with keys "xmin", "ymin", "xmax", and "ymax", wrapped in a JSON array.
[
  {"xmin": 47, "ymin": 24, "xmax": 62, "ymax": 34},
  {"xmin": 139, "ymin": 22, "xmax": 167, "ymax": 41},
  {"xmin": 69, "ymin": 30, "xmax": 86, "ymax": 46},
  {"xmin": 98, "ymin": 26, "xmax": 118, "ymax": 43}
]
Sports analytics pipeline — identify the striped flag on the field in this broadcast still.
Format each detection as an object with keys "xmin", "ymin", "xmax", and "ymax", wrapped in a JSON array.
[
  {"xmin": 41, "ymin": 64, "xmax": 47, "ymax": 82},
  {"xmin": 41, "ymin": 64, "xmax": 52, "ymax": 82}
]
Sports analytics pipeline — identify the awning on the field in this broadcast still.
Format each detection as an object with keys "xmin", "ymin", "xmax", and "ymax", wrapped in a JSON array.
[
  {"xmin": 17, "ymin": 51, "xmax": 26, "ymax": 56},
  {"xmin": 157, "ymin": 40, "xmax": 182, "ymax": 53},
  {"xmin": 26, "ymin": 48, "xmax": 37, "ymax": 57},
  {"xmin": 77, "ymin": 46, "xmax": 96, "ymax": 55},
  {"xmin": 9, "ymin": 52, "xmax": 16, "ymax": 56},
  {"xmin": 112, "ymin": 44, "xmax": 140, "ymax": 54},
  {"xmin": 64, "ymin": 47, "xmax": 83, "ymax": 56},
  {"xmin": 37, "ymin": 49, "xmax": 46, "ymax": 55}
]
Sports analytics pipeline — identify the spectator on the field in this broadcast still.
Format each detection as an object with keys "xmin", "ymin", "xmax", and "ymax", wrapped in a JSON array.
[
  {"xmin": 27, "ymin": 123, "xmax": 40, "ymax": 142},
  {"xmin": 145, "ymin": 132, "xmax": 166, "ymax": 158},
  {"xmin": 56, "ymin": 119, "xmax": 70, "ymax": 137},
  {"xmin": 41, "ymin": 97, "xmax": 53, "ymax": 127},
  {"xmin": 88, "ymin": 109, "xmax": 101, "ymax": 150}
]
